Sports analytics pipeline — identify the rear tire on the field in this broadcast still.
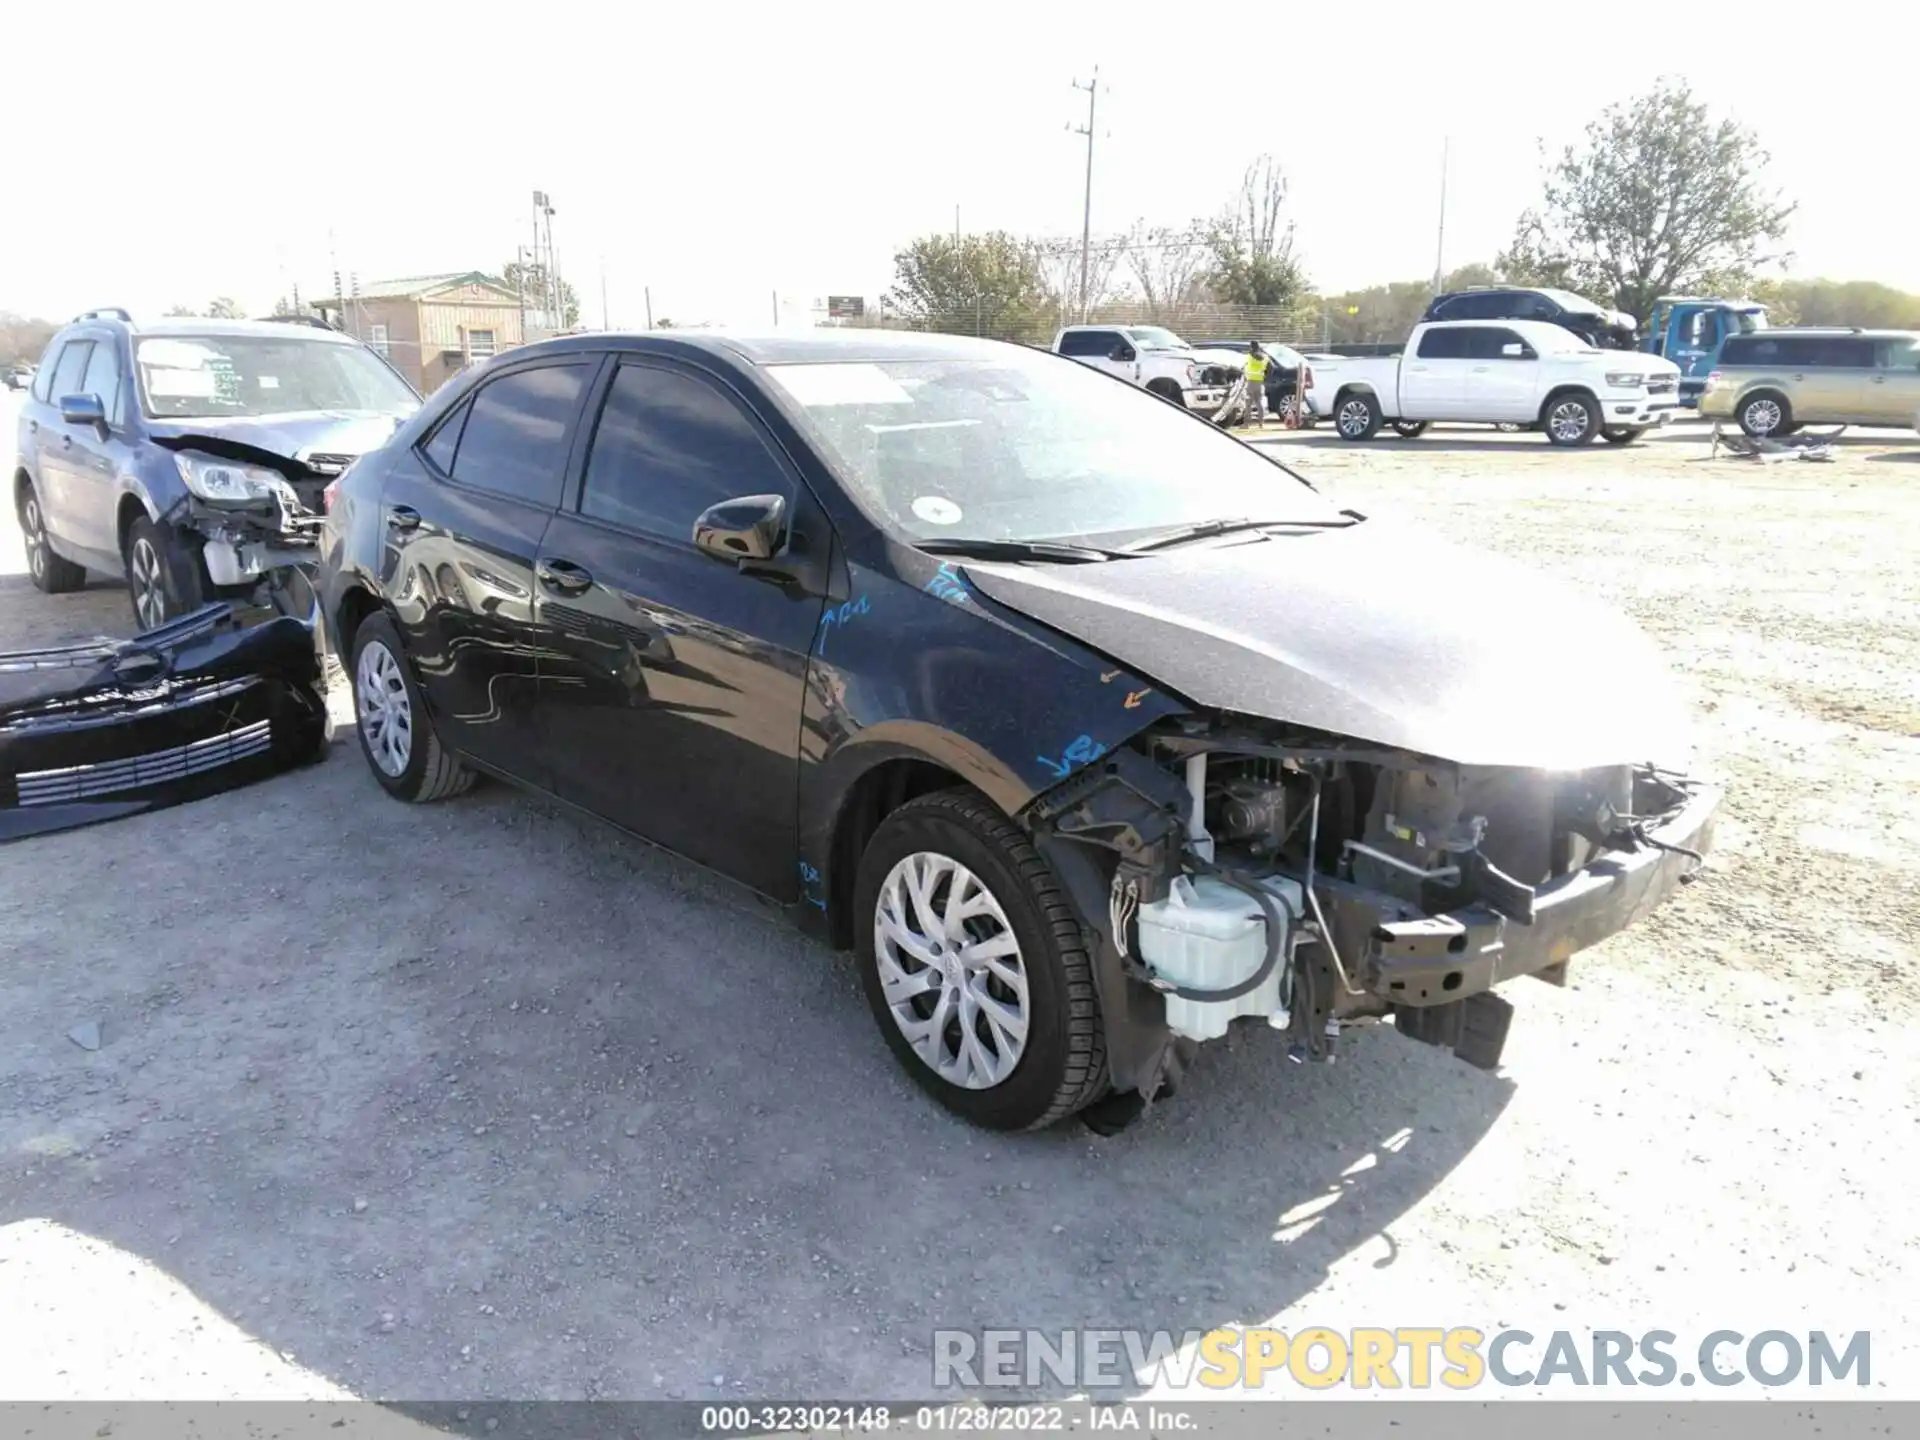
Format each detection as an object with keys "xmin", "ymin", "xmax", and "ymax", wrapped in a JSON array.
[
  {"xmin": 1391, "ymin": 420, "xmax": 1428, "ymax": 438},
  {"xmin": 1333, "ymin": 390, "xmax": 1382, "ymax": 441},
  {"xmin": 1737, "ymin": 390, "xmax": 1791, "ymax": 438},
  {"xmin": 1541, "ymin": 391, "xmax": 1601, "ymax": 447},
  {"xmin": 17, "ymin": 478, "xmax": 87, "ymax": 594},
  {"xmin": 347, "ymin": 610, "xmax": 476, "ymax": 804},
  {"xmin": 1601, "ymin": 426, "xmax": 1649, "ymax": 444},
  {"xmin": 854, "ymin": 790, "xmax": 1107, "ymax": 1132}
]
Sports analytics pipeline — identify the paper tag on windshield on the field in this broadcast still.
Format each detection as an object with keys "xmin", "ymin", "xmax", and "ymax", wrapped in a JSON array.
[
  {"xmin": 147, "ymin": 369, "xmax": 217, "ymax": 397},
  {"xmin": 772, "ymin": 363, "xmax": 913, "ymax": 407}
]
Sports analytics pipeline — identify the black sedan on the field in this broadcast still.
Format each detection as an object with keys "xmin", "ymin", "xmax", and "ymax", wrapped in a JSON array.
[{"xmin": 317, "ymin": 330, "xmax": 1717, "ymax": 1133}]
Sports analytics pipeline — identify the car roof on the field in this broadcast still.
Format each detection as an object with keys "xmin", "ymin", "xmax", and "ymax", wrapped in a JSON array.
[
  {"xmin": 58, "ymin": 314, "xmax": 365, "ymax": 345},
  {"xmin": 504, "ymin": 328, "xmax": 1043, "ymax": 367}
]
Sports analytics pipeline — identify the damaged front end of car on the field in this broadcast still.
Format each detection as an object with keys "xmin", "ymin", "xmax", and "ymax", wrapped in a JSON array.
[
  {"xmin": 1, "ymin": 603, "xmax": 329, "ymax": 842},
  {"xmin": 1023, "ymin": 713, "xmax": 1717, "ymax": 1120},
  {"xmin": 149, "ymin": 437, "xmax": 347, "ymax": 593}
]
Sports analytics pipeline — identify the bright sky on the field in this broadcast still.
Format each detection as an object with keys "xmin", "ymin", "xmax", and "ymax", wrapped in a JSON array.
[{"xmin": 4, "ymin": 0, "xmax": 1913, "ymax": 328}]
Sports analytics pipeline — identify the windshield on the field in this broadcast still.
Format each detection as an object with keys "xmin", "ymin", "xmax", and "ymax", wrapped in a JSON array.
[
  {"xmin": 764, "ymin": 352, "xmax": 1340, "ymax": 547},
  {"xmin": 1125, "ymin": 327, "xmax": 1188, "ymax": 350},
  {"xmin": 1736, "ymin": 309, "xmax": 1765, "ymax": 334},
  {"xmin": 136, "ymin": 334, "xmax": 420, "ymax": 420},
  {"xmin": 1541, "ymin": 288, "xmax": 1605, "ymax": 315}
]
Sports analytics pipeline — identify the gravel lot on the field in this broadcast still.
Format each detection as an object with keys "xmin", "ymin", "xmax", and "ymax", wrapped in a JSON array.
[{"xmin": 4, "ymin": 394, "xmax": 1918, "ymax": 1402}]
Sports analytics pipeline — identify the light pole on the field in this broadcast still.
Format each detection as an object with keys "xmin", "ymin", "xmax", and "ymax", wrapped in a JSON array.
[{"xmin": 1069, "ymin": 69, "xmax": 1103, "ymax": 323}]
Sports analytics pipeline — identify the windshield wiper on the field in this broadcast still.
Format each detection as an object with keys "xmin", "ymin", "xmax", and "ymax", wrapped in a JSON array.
[
  {"xmin": 1119, "ymin": 515, "xmax": 1360, "ymax": 554},
  {"xmin": 915, "ymin": 537, "xmax": 1130, "ymax": 563}
]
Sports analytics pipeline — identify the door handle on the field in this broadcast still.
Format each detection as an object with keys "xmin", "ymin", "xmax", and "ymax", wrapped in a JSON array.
[
  {"xmin": 60, "ymin": 435, "xmax": 72, "ymax": 449},
  {"xmin": 536, "ymin": 557, "xmax": 594, "ymax": 596},
  {"xmin": 385, "ymin": 504, "xmax": 421, "ymax": 531}
]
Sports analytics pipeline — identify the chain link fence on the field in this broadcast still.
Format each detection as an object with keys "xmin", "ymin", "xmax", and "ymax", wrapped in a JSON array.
[{"xmin": 831, "ymin": 300, "xmax": 1407, "ymax": 355}]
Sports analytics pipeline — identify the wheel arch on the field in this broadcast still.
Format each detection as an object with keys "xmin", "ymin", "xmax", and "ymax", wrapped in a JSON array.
[
  {"xmin": 1538, "ymin": 382, "xmax": 1599, "ymax": 423},
  {"xmin": 810, "ymin": 725, "xmax": 1033, "ymax": 950}
]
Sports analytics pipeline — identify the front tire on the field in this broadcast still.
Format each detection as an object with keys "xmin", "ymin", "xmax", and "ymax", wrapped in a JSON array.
[
  {"xmin": 1738, "ymin": 390, "xmax": 1791, "ymax": 438},
  {"xmin": 123, "ymin": 514, "xmax": 205, "ymax": 631},
  {"xmin": 1542, "ymin": 391, "xmax": 1601, "ymax": 447},
  {"xmin": 1145, "ymin": 377, "xmax": 1184, "ymax": 406},
  {"xmin": 17, "ymin": 479, "xmax": 87, "ymax": 594},
  {"xmin": 1333, "ymin": 390, "xmax": 1382, "ymax": 441},
  {"xmin": 348, "ymin": 610, "xmax": 475, "ymax": 803},
  {"xmin": 854, "ymin": 790, "xmax": 1106, "ymax": 1131}
]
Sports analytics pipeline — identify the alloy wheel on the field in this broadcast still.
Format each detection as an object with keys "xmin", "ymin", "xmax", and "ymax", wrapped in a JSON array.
[
  {"xmin": 356, "ymin": 640, "xmax": 415, "ymax": 777},
  {"xmin": 21, "ymin": 494, "xmax": 46, "ymax": 582},
  {"xmin": 130, "ymin": 536, "xmax": 167, "ymax": 629},
  {"xmin": 1337, "ymin": 399, "xmax": 1371, "ymax": 437},
  {"xmin": 1548, "ymin": 400, "xmax": 1591, "ymax": 443},
  {"xmin": 874, "ymin": 851, "xmax": 1030, "ymax": 1090},
  {"xmin": 1744, "ymin": 398, "xmax": 1782, "ymax": 434}
]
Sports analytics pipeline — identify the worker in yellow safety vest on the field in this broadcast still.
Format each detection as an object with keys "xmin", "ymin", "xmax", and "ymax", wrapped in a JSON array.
[{"xmin": 1242, "ymin": 342, "xmax": 1270, "ymax": 426}]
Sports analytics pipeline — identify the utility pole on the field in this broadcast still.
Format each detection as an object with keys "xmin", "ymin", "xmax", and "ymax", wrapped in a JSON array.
[
  {"xmin": 1432, "ymin": 136, "xmax": 1450, "ymax": 294},
  {"xmin": 644, "ymin": 286, "xmax": 654, "ymax": 328},
  {"xmin": 600, "ymin": 256, "xmax": 609, "ymax": 330},
  {"xmin": 515, "ymin": 244, "xmax": 527, "ymax": 337},
  {"xmin": 1069, "ymin": 68, "xmax": 1102, "ymax": 322},
  {"xmin": 530, "ymin": 193, "xmax": 545, "ymax": 329},
  {"xmin": 954, "ymin": 204, "xmax": 960, "ymax": 246}
]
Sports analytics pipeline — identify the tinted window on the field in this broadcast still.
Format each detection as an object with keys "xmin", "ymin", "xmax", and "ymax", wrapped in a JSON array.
[
  {"xmin": 80, "ymin": 338, "xmax": 123, "ymax": 425},
  {"xmin": 50, "ymin": 339, "xmax": 94, "ymax": 402},
  {"xmin": 578, "ymin": 363, "xmax": 790, "ymax": 541},
  {"xmin": 1719, "ymin": 336, "xmax": 1762, "ymax": 365},
  {"xmin": 422, "ymin": 398, "xmax": 470, "ymax": 474},
  {"xmin": 1809, "ymin": 337, "xmax": 1873, "ymax": 367},
  {"xmin": 1416, "ymin": 327, "xmax": 1469, "ymax": 359},
  {"xmin": 446, "ymin": 363, "xmax": 589, "ymax": 508},
  {"xmin": 1059, "ymin": 330, "xmax": 1119, "ymax": 357},
  {"xmin": 1471, "ymin": 328, "xmax": 1534, "ymax": 360},
  {"xmin": 1510, "ymin": 293, "xmax": 1556, "ymax": 320},
  {"xmin": 1450, "ymin": 293, "xmax": 1507, "ymax": 320}
]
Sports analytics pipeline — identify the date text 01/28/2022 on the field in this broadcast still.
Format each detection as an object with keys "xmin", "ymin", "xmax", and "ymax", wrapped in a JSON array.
[{"xmin": 699, "ymin": 1403, "xmax": 1084, "ymax": 1432}]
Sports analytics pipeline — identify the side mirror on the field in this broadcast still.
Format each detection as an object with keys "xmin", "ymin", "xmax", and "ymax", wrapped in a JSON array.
[
  {"xmin": 1110, "ymin": 345, "xmax": 1133, "ymax": 362},
  {"xmin": 1500, "ymin": 343, "xmax": 1525, "ymax": 358},
  {"xmin": 692, "ymin": 493, "xmax": 786, "ymax": 564},
  {"xmin": 60, "ymin": 393, "xmax": 107, "ymax": 430}
]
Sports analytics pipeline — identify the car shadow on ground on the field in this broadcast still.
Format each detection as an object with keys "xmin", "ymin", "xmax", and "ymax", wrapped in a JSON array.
[
  {"xmin": 1, "ymin": 751, "xmax": 1513, "ymax": 1403},
  {"xmin": 1263, "ymin": 431, "xmax": 1664, "ymax": 457}
]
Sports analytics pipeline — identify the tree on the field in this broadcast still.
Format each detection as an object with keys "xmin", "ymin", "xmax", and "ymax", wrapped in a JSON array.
[
  {"xmin": 0, "ymin": 312, "xmax": 58, "ymax": 369},
  {"xmin": 1122, "ymin": 222, "xmax": 1211, "ymax": 325},
  {"xmin": 886, "ymin": 231, "xmax": 1053, "ymax": 341},
  {"xmin": 207, "ymin": 297, "xmax": 245, "ymax": 319},
  {"xmin": 501, "ymin": 258, "xmax": 580, "ymax": 328},
  {"xmin": 1497, "ymin": 79, "xmax": 1795, "ymax": 321},
  {"xmin": 1034, "ymin": 236, "xmax": 1125, "ymax": 320},
  {"xmin": 1205, "ymin": 155, "xmax": 1307, "ymax": 308},
  {"xmin": 164, "ymin": 304, "xmax": 201, "ymax": 317},
  {"xmin": 1441, "ymin": 261, "xmax": 1503, "ymax": 291}
]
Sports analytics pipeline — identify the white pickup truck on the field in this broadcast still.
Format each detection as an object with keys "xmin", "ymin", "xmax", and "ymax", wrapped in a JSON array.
[
  {"xmin": 1051, "ymin": 324, "xmax": 1242, "ymax": 413},
  {"xmin": 1304, "ymin": 319, "xmax": 1683, "ymax": 446}
]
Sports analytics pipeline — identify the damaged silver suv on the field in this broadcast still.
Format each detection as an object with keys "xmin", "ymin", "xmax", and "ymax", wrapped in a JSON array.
[{"xmin": 14, "ymin": 309, "xmax": 419, "ymax": 629}]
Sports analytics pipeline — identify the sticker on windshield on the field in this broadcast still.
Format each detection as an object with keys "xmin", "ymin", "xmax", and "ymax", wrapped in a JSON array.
[
  {"xmin": 911, "ymin": 496, "xmax": 963, "ymax": 526},
  {"xmin": 770, "ymin": 363, "xmax": 914, "ymax": 407}
]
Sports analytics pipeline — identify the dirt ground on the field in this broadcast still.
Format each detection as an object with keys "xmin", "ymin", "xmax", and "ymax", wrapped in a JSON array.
[{"xmin": 4, "ymin": 397, "xmax": 1918, "ymax": 1403}]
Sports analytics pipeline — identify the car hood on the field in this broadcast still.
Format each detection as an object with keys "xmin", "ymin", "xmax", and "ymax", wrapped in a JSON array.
[
  {"xmin": 145, "ymin": 410, "xmax": 413, "ymax": 468},
  {"xmin": 960, "ymin": 519, "xmax": 1692, "ymax": 770}
]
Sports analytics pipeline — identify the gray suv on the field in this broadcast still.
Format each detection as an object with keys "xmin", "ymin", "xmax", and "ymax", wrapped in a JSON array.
[{"xmin": 14, "ymin": 309, "xmax": 420, "ymax": 628}]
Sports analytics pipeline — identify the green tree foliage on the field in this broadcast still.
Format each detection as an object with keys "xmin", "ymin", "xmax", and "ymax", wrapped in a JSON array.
[
  {"xmin": 1752, "ymin": 278, "xmax": 1920, "ymax": 329},
  {"xmin": 1498, "ymin": 79, "xmax": 1795, "ymax": 321},
  {"xmin": 886, "ymin": 232, "xmax": 1053, "ymax": 340},
  {"xmin": 1205, "ymin": 155, "xmax": 1306, "ymax": 307},
  {"xmin": 501, "ymin": 258, "xmax": 581, "ymax": 328}
]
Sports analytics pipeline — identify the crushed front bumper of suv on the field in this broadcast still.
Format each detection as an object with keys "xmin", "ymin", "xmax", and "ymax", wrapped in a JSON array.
[
  {"xmin": 173, "ymin": 487, "xmax": 326, "ymax": 589},
  {"xmin": 0, "ymin": 602, "xmax": 328, "ymax": 842}
]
